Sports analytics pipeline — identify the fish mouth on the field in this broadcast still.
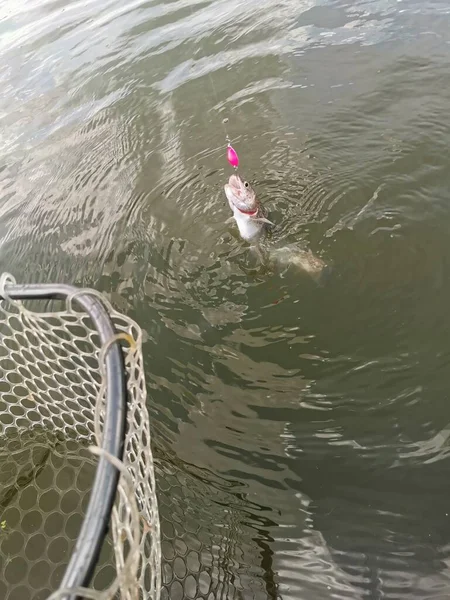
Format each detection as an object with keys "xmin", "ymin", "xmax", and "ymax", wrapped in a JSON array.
[
  {"xmin": 225, "ymin": 175, "xmax": 257, "ymax": 215},
  {"xmin": 228, "ymin": 174, "xmax": 242, "ymax": 185},
  {"xmin": 228, "ymin": 174, "xmax": 243, "ymax": 195}
]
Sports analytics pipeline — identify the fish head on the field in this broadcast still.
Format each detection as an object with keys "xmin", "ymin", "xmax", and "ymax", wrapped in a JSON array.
[{"xmin": 224, "ymin": 174, "xmax": 258, "ymax": 215}]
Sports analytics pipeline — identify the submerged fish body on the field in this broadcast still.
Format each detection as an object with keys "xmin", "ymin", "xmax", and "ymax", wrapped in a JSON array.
[
  {"xmin": 267, "ymin": 245, "xmax": 328, "ymax": 281},
  {"xmin": 269, "ymin": 245, "xmax": 326, "ymax": 274},
  {"xmin": 224, "ymin": 175, "xmax": 327, "ymax": 279}
]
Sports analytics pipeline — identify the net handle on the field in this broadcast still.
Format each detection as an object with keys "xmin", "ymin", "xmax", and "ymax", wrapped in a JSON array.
[{"xmin": 0, "ymin": 282, "xmax": 128, "ymax": 600}]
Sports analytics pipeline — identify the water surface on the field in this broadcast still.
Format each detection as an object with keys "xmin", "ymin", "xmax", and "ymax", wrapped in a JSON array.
[{"xmin": 1, "ymin": 0, "xmax": 450, "ymax": 598}]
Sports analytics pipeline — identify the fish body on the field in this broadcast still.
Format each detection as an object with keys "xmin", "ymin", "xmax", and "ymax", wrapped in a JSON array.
[
  {"xmin": 269, "ymin": 245, "xmax": 326, "ymax": 275},
  {"xmin": 224, "ymin": 174, "xmax": 273, "ymax": 242},
  {"xmin": 224, "ymin": 174, "xmax": 328, "ymax": 279}
]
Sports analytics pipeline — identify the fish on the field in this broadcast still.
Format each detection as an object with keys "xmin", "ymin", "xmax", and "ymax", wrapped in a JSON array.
[
  {"xmin": 224, "ymin": 174, "xmax": 328, "ymax": 279},
  {"xmin": 268, "ymin": 244, "xmax": 328, "ymax": 281},
  {"xmin": 224, "ymin": 174, "xmax": 274, "ymax": 242}
]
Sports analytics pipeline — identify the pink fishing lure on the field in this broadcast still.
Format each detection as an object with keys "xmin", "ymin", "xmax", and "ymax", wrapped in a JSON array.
[{"xmin": 227, "ymin": 145, "xmax": 239, "ymax": 168}]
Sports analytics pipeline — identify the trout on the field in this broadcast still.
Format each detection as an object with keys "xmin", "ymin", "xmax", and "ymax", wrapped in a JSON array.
[{"xmin": 224, "ymin": 174, "xmax": 327, "ymax": 278}]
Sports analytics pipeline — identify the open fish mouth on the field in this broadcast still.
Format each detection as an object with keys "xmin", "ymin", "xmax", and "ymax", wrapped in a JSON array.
[
  {"xmin": 225, "ymin": 174, "xmax": 257, "ymax": 213},
  {"xmin": 228, "ymin": 174, "xmax": 243, "ymax": 196}
]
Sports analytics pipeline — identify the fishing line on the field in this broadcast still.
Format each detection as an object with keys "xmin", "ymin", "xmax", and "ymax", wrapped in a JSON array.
[
  {"xmin": 204, "ymin": 70, "xmax": 239, "ymax": 167},
  {"xmin": 189, "ymin": 0, "xmax": 240, "ymax": 169}
]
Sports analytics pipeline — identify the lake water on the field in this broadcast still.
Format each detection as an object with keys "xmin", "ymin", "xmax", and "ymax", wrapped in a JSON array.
[{"xmin": 1, "ymin": 0, "xmax": 450, "ymax": 598}]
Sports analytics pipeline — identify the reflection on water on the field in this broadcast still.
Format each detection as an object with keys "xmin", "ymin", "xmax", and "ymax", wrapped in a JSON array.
[{"xmin": 2, "ymin": 0, "xmax": 450, "ymax": 597}]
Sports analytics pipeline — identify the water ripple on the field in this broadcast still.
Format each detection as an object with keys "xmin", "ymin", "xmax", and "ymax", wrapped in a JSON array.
[{"xmin": 1, "ymin": 0, "xmax": 450, "ymax": 598}]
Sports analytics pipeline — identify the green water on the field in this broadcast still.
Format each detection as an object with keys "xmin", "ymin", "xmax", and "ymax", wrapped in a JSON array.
[{"xmin": 1, "ymin": 0, "xmax": 450, "ymax": 597}]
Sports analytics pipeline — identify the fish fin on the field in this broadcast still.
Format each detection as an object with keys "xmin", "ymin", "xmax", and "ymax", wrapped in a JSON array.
[
  {"xmin": 225, "ymin": 216, "xmax": 235, "ymax": 225},
  {"xmin": 253, "ymin": 217, "xmax": 275, "ymax": 226}
]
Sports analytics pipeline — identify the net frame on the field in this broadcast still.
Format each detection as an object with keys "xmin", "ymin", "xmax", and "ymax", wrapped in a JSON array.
[{"xmin": 0, "ymin": 273, "xmax": 161, "ymax": 600}]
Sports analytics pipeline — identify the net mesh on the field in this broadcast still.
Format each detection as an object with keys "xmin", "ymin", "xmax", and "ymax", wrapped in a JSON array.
[
  {"xmin": 157, "ymin": 458, "xmax": 273, "ymax": 600},
  {"xmin": 0, "ymin": 274, "xmax": 161, "ymax": 600}
]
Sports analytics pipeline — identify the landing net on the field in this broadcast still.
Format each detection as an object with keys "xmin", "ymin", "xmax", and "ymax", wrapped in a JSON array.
[{"xmin": 0, "ymin": 273, "xmax": 161, "ymax": 600}]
